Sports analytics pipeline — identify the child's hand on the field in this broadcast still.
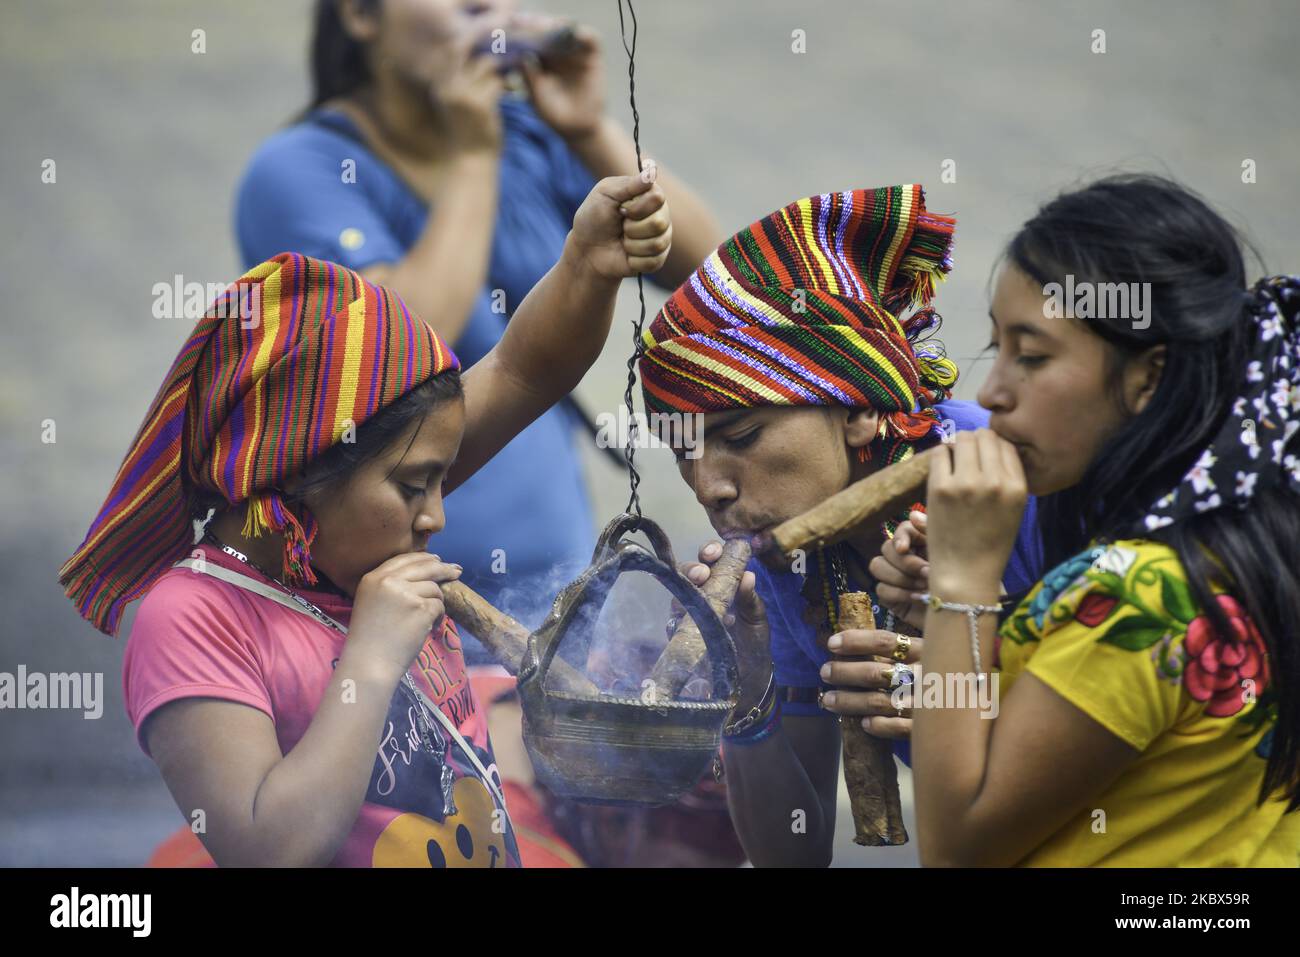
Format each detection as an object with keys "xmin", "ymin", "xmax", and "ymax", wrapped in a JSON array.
[
  {"xmin": 567, "ymin": 162, "xmax": 672, "ymax": 280},
  {"xmin": 346, "ymin": 553, "xmax": 463, "ymax": 683}
]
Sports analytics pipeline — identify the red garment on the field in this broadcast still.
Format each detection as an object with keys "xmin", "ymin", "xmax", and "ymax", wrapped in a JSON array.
[{"xmin": 145, "ymin": 782, "xmax": 582, "ymax": 869}]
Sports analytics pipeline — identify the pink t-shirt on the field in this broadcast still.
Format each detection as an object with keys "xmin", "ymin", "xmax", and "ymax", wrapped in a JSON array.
[{"xmin": 123, "ymin": 541, "xmax": 520, "ymax": 868}]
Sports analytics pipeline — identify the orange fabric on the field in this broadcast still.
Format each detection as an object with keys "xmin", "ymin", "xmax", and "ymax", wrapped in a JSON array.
[{"xmin": 146, "ymin": 826, "xmax": 215, "ymax": 868}]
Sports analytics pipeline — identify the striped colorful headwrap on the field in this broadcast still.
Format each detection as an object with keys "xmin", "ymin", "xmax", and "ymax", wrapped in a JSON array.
[
  {"xmin": 59, "ymin": 252, "xmax": 460, "ymax": 636},
  {"xmin": 640, "ymin": 185, "xmax": 958, "ymax": 469}
]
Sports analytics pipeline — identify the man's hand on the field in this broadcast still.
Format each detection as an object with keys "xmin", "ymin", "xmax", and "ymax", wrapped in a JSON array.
[
  {"xmin": 869, "ymin": 509, "xmax": 930, "ymax": 629},
  {"xmin": 673, "ymin": 540, "xmax": 771, "ymax": 706},
  {"xmin": 566, "ymin": 165, "xmax": 671, "ymax": 281},
  {"xmin": 819, "ymin": 627, "xmax": 923, "ymax": 741}
]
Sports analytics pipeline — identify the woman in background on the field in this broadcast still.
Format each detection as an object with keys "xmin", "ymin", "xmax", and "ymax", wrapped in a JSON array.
[{"xmin": 235, "ymin": 0, "xmax": 720, "ymax": 646}]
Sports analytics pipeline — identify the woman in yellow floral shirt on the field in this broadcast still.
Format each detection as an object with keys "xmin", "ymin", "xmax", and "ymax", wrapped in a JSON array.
[{"xmin": 872, "ymin": 174, "xmax": 1299, "ymax": 866}]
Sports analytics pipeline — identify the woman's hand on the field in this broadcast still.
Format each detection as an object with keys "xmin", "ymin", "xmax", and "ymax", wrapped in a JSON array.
[
  {"xmin": 345, "ymin": 553, "xmax": 463, "ymax": 683},
  {"xmin": 869, "ymin": 509, "xmax": 930, "ymax": 629},
  {"xmin": 926, "ymin": 429, "xmax": 1027, "ymax": 599},
  {"xmin": 515, "ymin": 17, "xmax": 605, "ymax": 142},
  {"xmin": 819, "ymin": 628, "xmax": 922, "ymax": 740},
  {"xmin": 566, "ymin": 165, "xmax": 671, "ymax": 280},
  {"xmin": 434, "ymin": 44, "xmax": 506, "ymax": 155}
]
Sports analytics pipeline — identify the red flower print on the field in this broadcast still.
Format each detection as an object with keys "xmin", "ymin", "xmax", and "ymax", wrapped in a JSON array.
[
  {"xmin": 1074, "ymin": 592, "xmax": 1119, "ymax": 628},
  {"xmin": 1183, "ymin": 595, "xmax": 1270, "ymax": 717}
]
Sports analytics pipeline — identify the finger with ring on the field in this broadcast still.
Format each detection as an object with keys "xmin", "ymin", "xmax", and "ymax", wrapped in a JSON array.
[{"xmin": 883, "ymin": 663, "xmax": 915, "ymax": 688}]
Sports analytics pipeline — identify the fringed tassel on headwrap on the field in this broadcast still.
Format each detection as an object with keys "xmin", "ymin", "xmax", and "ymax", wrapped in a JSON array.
[
  {"xmin": 858, "ymin": 406, "xmax": 947, "ymax": 536},
  {"xmin": 242, "ymin": 491, "xmax": 320, "ymax": 586},
  {"xmin": 900, "ymin": 307, "xmax": 960, "ymax": 397},
  {"xmin": 59, "ymin": 253, "xmax": 460, "ymax": 637},
  {"xmin": 241, "ymin": 493, "xmax": 273, "ymax": 539},
  {"xmin": 883, "ymin": 211, "xmax": 957, "ymax": 315}
]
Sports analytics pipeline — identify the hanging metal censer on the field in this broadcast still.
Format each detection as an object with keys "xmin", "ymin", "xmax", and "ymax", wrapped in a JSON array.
[{"xmin": 515, "ymin": 512, "xmax": 739, "ymax": 804}]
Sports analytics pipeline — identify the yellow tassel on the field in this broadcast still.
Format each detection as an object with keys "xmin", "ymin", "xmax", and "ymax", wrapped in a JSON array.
[
  {"xmin": 241, "ymin": 493, "xmax": 271, "ymax": 538},
  {"xmin": 897, "ymin": 255, "xmax": 950, "ymax": 307},
  {"xmin": 917, "ymin": 353, "xmax": 959, "ymax": 389}
]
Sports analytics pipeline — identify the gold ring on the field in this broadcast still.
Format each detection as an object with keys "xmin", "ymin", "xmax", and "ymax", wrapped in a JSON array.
[{"xmin": 891, "ymin": 633, "xmax": 912, "ymax": 662}]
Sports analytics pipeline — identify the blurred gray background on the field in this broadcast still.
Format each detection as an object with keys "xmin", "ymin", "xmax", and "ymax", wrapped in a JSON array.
[{"xmin": 1, "ymin": 0, "xmax": 1297, "ymax": 866}]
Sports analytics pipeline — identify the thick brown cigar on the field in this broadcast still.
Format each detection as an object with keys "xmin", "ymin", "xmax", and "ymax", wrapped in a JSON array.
[
  {"xmin": 648, "ymin": 538, "xmax": 753, "ymax": 697},
  {"xmin": 761, "ymin": 448, "xmax": 936, "ymax": 561},
  {"xmin": 835, "ymin": 592, "xmax": 908, "ymax": 846},
  {"xmin": 441, "ymin": 580, "xmax": 598, "ymax": 696}
]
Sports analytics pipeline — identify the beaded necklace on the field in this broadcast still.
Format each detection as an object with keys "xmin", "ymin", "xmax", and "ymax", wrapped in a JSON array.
[{"xmin": 816, "ymin": 542, "xmax": 896, "ymax": 634}]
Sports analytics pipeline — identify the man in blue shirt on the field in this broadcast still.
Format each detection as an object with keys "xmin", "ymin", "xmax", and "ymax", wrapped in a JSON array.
[{"xmin": 639, "ymin": 186, "xmax": 1043, "ymax": 865}]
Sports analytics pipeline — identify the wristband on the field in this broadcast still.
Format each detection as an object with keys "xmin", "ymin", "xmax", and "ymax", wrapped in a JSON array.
[
  {"xmin": 723, "ymin": 699, "xmax": 782, "ymax": 746},
  {"xmin": 723, "ymin": 670, "xmax": 776, "ymax": 738}
]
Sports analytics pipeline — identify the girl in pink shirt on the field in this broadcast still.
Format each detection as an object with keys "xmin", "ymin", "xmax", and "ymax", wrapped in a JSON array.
[{"xmin": 59, "ymin": 170, "xmax": 672, "ymax": 867}]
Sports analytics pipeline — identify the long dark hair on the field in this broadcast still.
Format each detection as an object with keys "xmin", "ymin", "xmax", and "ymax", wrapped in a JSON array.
[
  {"xmin": 308, "ymin": 0, "xmax": 380, "ymax": 110},
  {"xmin": 1005, "ymin": 173, "xmax": 1300, "ymax": 810}
]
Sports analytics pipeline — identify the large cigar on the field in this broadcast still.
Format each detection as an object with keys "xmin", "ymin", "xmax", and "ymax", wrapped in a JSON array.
[
  {"xmin": 834, "ymin": 592, "xmax": 908, "ymax": 846},
  {"xmin": 648, "ymin": 538, "xmax": 753, "ymax": 697},
  {"xmin": 441, "ymin": 580, "xmax": 598, "ymax": 696},
  {"xmin": 760, "ymin": 448, "xmax": 937, "ymax": 561}
]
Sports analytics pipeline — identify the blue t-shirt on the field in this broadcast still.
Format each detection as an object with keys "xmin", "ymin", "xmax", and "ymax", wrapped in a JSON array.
[
  {"xmin": 748, "ymin": 400, "xmax": 1045, "ymax": 766},
  {"xmin": 234, "ymin": 95, "xmax": 599, "ymax": 657}
]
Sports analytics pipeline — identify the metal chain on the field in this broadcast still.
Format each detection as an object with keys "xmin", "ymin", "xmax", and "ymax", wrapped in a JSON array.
[{"xmin": 617, "ymin": 0, "xmax": 646, "ymax": 521}]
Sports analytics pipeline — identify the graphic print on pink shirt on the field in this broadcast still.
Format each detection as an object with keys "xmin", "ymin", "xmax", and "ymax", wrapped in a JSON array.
[{"xmin": 124, "ymin": 542, "xmax": 520, "ymax": 867}]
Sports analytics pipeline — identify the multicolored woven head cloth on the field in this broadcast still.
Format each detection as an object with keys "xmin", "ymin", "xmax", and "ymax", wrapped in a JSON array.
[
  {"xmin": 59, "ymin": 252, "xmax": 460, "ymax": 636},
  {"xmin": 640, "ymin": 185, "xmax": 958, "ymax": 468}
]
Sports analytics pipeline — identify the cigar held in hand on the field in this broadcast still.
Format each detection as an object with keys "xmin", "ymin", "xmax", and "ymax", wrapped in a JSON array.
[{"xmin": 835, "ymin": 592, "xmax": 909, "ymax": 846}]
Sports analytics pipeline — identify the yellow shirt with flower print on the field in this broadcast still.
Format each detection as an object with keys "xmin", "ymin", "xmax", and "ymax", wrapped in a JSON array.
[{"xmin": 996, "ymin": 538, "xmax": 1298, "ymax": 867}]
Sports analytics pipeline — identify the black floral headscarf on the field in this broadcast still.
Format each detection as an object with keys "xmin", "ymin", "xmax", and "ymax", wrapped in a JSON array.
[{"xmin": 1142, "ymin": 275, "xmax": 1300, "ymax": 530}]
